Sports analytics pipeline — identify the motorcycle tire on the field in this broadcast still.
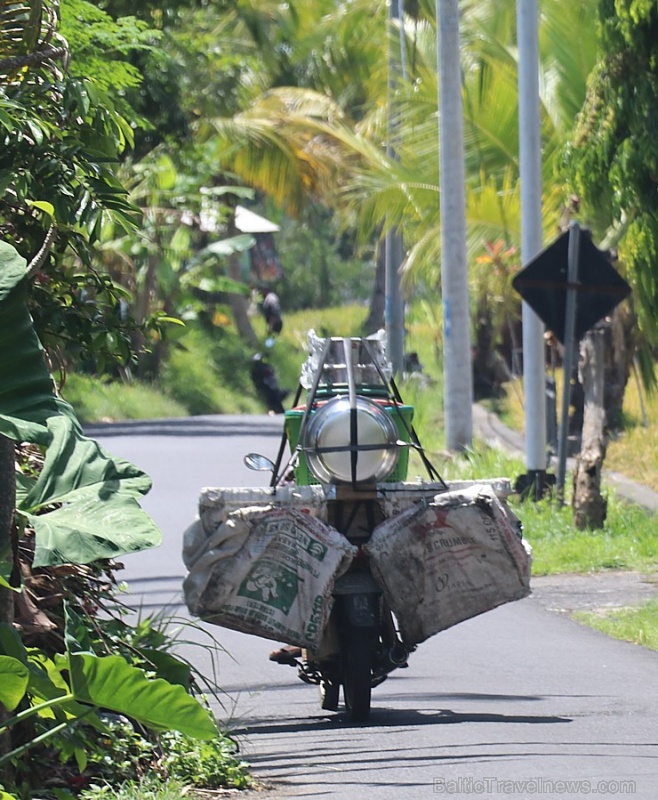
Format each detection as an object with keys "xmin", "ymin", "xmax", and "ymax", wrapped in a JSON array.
[{"xmin": 342, "ymin": 633, "xmax": 372, "ymax": 723}]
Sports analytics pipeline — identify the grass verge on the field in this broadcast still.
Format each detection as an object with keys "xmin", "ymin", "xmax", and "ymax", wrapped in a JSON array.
[
  {"xmin": 575, "ymin": 601, "xmax": 658, "ymax": 652},
  {"xmin": 62, "ymin": 373, "xmax": 188, "ymax": 424},
  {"xmin": 489, "ymin": 373, "xmax": 658, "ymax": 493}
]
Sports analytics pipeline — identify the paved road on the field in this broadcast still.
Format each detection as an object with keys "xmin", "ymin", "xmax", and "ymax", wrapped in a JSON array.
[{"xmin": 89, "ymin": 415, "xmax": 658, "ymax": 800}]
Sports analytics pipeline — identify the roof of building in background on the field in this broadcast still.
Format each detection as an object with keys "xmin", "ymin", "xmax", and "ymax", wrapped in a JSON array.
[{"xmin": 235, "ymin": 205, "xmax": 280, "ymax": 234}]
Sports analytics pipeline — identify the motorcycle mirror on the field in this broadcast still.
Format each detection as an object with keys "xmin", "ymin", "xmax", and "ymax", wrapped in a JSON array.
[{"xmin": 244, "ymin": 453, "xmax": 275, "ymax": 472}]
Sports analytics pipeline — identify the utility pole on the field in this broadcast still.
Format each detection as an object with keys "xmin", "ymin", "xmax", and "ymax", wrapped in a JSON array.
[
  {"xmin": 386, "ymin": 0, "xmax": 405, "ymax": 377},
  {"xmin": 517, "ymin": 0, "xmax": 548, "ymax": 497},
  {"xmin": 436, "ymin": 0, "xmax": 473, "ymax": 450}
]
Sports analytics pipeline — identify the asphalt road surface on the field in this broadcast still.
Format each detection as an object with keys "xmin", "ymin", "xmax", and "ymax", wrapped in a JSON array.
[{"xmin": 88, "ymin": 415, "xmax": 658, "ymax": 800}]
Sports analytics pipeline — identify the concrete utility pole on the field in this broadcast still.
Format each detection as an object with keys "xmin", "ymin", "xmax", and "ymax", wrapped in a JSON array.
[
  {"xmin": 517, "ymin": 0, "xmax": 547, "ymax": 494},
  {"xmin": 436, "ymin": 0, "xmax": 473, "ymax": 450},
  {"xmin": 386, "ymin": 0, "xmax": 405, "ymax": 377}
]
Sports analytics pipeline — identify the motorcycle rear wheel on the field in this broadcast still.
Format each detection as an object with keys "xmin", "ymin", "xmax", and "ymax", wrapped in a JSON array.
[{"xmin": 342, "ymin": 634, "xmax": 372, "ymax": 723}]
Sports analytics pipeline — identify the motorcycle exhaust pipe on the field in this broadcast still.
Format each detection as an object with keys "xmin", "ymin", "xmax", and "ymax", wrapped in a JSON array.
[{"xmin": 388, "ymin": 642, "xmax": 409, "ymax": 666}]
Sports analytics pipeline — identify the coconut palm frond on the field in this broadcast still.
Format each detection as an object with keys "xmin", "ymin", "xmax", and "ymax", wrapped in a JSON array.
[
  {"xmin": 207, "ymin": 112, "xmax": 332, "ymax": 215},
  {"xmin": 538, "ymin": 0, "xmax": 599, "ymax": 132},
  {"xmin": 401, "ymin": 225, "xmax": 441, "ymax": 291},
  {"xmin": 249, "ymin": 86, "xmax": 346, "ymax": 123}
]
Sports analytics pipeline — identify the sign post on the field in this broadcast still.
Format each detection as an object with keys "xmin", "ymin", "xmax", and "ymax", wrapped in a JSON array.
[
  {"xmin": 555, "ymin": 223, "xmax": 581, "ymax": 501},
  {"xmin": 512, "ymin": 226, "xmax": 631, "ymax": 501}
]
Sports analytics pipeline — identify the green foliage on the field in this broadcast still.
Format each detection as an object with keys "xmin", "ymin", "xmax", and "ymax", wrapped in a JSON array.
[
  {"xmin": 0, "ymin": 0, "xmax": 161, "ymax": 378},
  {"xmin": 565, "ymin": 0, "xmax": 658, "ymax": 348},
  {"xmin": 515, "ymin": 491, "xmax": 658, "ymax": 575},
  {"xmin": 61, "ymin": 1, "xmax": 154, "ymax": 96},
  {"xmin": 0, "ymin": 242, "xmax": 58, "ymax": 435},
  {"xmin": 0, "ymin": 240, "xmax": 160, "ymax": 562},
  {"xmin": 161, "ymin": 326, "xmax": 262, "ymax": 415},
  {"xmin": 0, "ymin": 623, "xmax": 217, "ymax": 765},
  {"xmin": 160, "ymin": 730, "xmax": 251, "ymax": 790},
  {"xmin": 576, "ymin": 599, "xmax": 658, "ymax": 651},
  {"xmin": 272, "ymin": 204, "xmax": 376, "ymax": 311},
  {"xmin": 78, "ymin": 777, "xmax": 192, "ymax": 800},
  {"xmin": 61, "ymin": 375, "xmax": 187, "ymax": 425},
  {"xmin": 0, "ymin": 267, "xmax": 162, "ymax": 722},
  {"xmin": 0, "ymin": 582, "xmax": 249, "ymax": 796}
]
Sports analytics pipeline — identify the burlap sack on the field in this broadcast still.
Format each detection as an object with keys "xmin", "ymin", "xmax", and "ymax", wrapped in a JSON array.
[
  {"xmin": 364, "ymin": 484, "xmax": 531, "ymax": 645},
  {"xmin": 183, "ymin": 506, "xmax": 356, "ymax": 650}
]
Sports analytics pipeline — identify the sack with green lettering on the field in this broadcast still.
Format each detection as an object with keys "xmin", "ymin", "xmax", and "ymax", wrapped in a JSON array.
[{"xmin": 184, "ymin": 506, "xmax": 356, "ymax": 650}]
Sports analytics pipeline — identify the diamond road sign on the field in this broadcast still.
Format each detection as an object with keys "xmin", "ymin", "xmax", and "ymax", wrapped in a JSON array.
[{"xmin": 512, "ymin": 229, "xmax": 631, "ymax": 344}]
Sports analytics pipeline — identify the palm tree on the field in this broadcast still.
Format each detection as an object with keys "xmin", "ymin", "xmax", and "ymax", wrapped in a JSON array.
[{"xmin": 191, "ymin": 0, "xmax": 600, "ymax": 375}]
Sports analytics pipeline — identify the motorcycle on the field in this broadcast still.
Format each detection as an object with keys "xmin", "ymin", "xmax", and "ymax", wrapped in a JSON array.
[{"xmin": 183, "ymin": 332, "xmax": 531, "ymax": 723}]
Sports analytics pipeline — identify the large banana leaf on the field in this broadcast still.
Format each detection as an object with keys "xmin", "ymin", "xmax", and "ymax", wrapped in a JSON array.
[
  {"xmin": 0, "ymin": 241, "xmax": 161, "ymax": 566},
  {"xmin": 0, "ymin": 241, "xmax": 58, "ymax": 441},
  {"xmin": 0, "ymin": 654, "xmax": 29, "ymax": 711},
  {"xmin": 0, "ymin": 624, "xmax": 217, "ymax": 741},
  {"xmin": 66, "ymin": 653, "xmax": 217, "ymax": 739}
]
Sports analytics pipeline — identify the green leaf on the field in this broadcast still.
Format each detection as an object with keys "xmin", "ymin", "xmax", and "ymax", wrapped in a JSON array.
[
  {"xmin": 0, "ymin": 656, "xmax": 29, "ymax": 711},
  {"xmin": 64, "ymin": 603, "xmax": 94, "ymax": 655},
  {"xmin": 25, "ymin": 651, "xmax": 105, "ymax": 728},
  {"xmin": 0, "ymin": 623, "xmax": 27, "ymax": 662},
  {"xmin": 67, "ymin": 654, "xmax": 218, "ymax": 739},
  {"xmin": 0, "ymin": 242, "xmax": 59, "ymax": 428},
  {"xmin": 134, "ymin": 648, "xmax": 192, "ymax": 690},
  {"xmin": 22, "ymin": 405, "xmax": 152, "ymax": 509},
  {"xmin": 29, "ymin": 488, "xmax": 161, "ymax": 567},
  {"xmin": 0, "ymin": 108, "xmax": 15, "ymax": 132},
  {"xmin": 25, "ymin": 120, "xmax": 44, "ymax": 145},
  {"xmin": 0, "ymin": 564, "xmax": 20, "ymax": 593},
  {"xmin": 27, "ymin": 200, "xmax": 55, "ymax": 218},
  {"xmin": 196, "ymin": 275, "xmax": 251, "ymax": 296},
  {"xmin": 199, "ymin": 235, "xmax": 256, "ymax": 257},
  {"xmin": 0, "ymin": 414, "xmax": 50, "ymax": 444},
  {"xmin": 152, "ymin": 315, "xmax": 185, "ymax": 326}
]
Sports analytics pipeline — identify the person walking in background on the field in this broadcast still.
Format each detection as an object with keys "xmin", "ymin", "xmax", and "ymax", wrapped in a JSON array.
[{"xmin": 262, "ymin": 291, "xmax": 283, "ymax": 334}]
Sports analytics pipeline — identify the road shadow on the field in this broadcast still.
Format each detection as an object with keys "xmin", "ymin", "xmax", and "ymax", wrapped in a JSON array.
[{"xmin": 234, "ymin": 705, "xmax": 572, "ymax": 736}]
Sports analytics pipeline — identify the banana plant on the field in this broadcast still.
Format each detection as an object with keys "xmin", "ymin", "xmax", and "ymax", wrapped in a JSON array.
[
  {"xmin": 0, "ymin": 240, "xmax": 161, "ymax": 572},
  {"xmin": 0, "ymin": 612, "xmax": 217, "ymax": 772}
]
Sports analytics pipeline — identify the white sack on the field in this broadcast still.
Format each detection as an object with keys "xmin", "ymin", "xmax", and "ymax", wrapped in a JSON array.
[
  {"xmin": 183, "ymin": 507, "xmax": 356, "ymax": 650},
  {"xmin": 364, "ymin": 484, "xmax": 531, "ymax": 645},
  {"xmin": 183, "ymin": 484, "xmax": 328, "ymax": 571}
]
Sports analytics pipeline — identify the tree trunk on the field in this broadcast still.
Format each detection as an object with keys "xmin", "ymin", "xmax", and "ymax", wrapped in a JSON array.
[
  {"xmin": 572, "ymin": 327, "xmax": 607, "ymax": 529},
  {"xmin": 227, "ymin": 252, "xmax": 259, "ymax": 346},
  {"xmin": 227, "ymin": 211, "xmax": 258, "ymax": 347},
  {"xmin": 437, "ymin": 0, "xmax": 473, "ymax": 450},
  {"xmin": 363, "ymin": 237, "xmax": 386, "ymax": 335},
  {"xmin": 602, "ymin": 306, "xmax": 635, "ymax": 430},
  {"xmin": 0, "ymin": 434, "xmax": 16, "ymax": 769}
]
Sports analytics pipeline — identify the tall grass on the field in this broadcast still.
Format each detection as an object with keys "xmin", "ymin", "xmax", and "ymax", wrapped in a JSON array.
[
  {"xmin": 162, "ymin": 327, "xmax": 262, "ymax": 415},
  {"xmin": 62, "ymin": 374, "xmax": 187, "ymax": 424},
  {"xmin": 576, "ymin": 601, "xmax": 658, "ymax": 652},
  {"xmin": 492, "ymin": 372, "xmax": 658, "ymax": 492}
]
